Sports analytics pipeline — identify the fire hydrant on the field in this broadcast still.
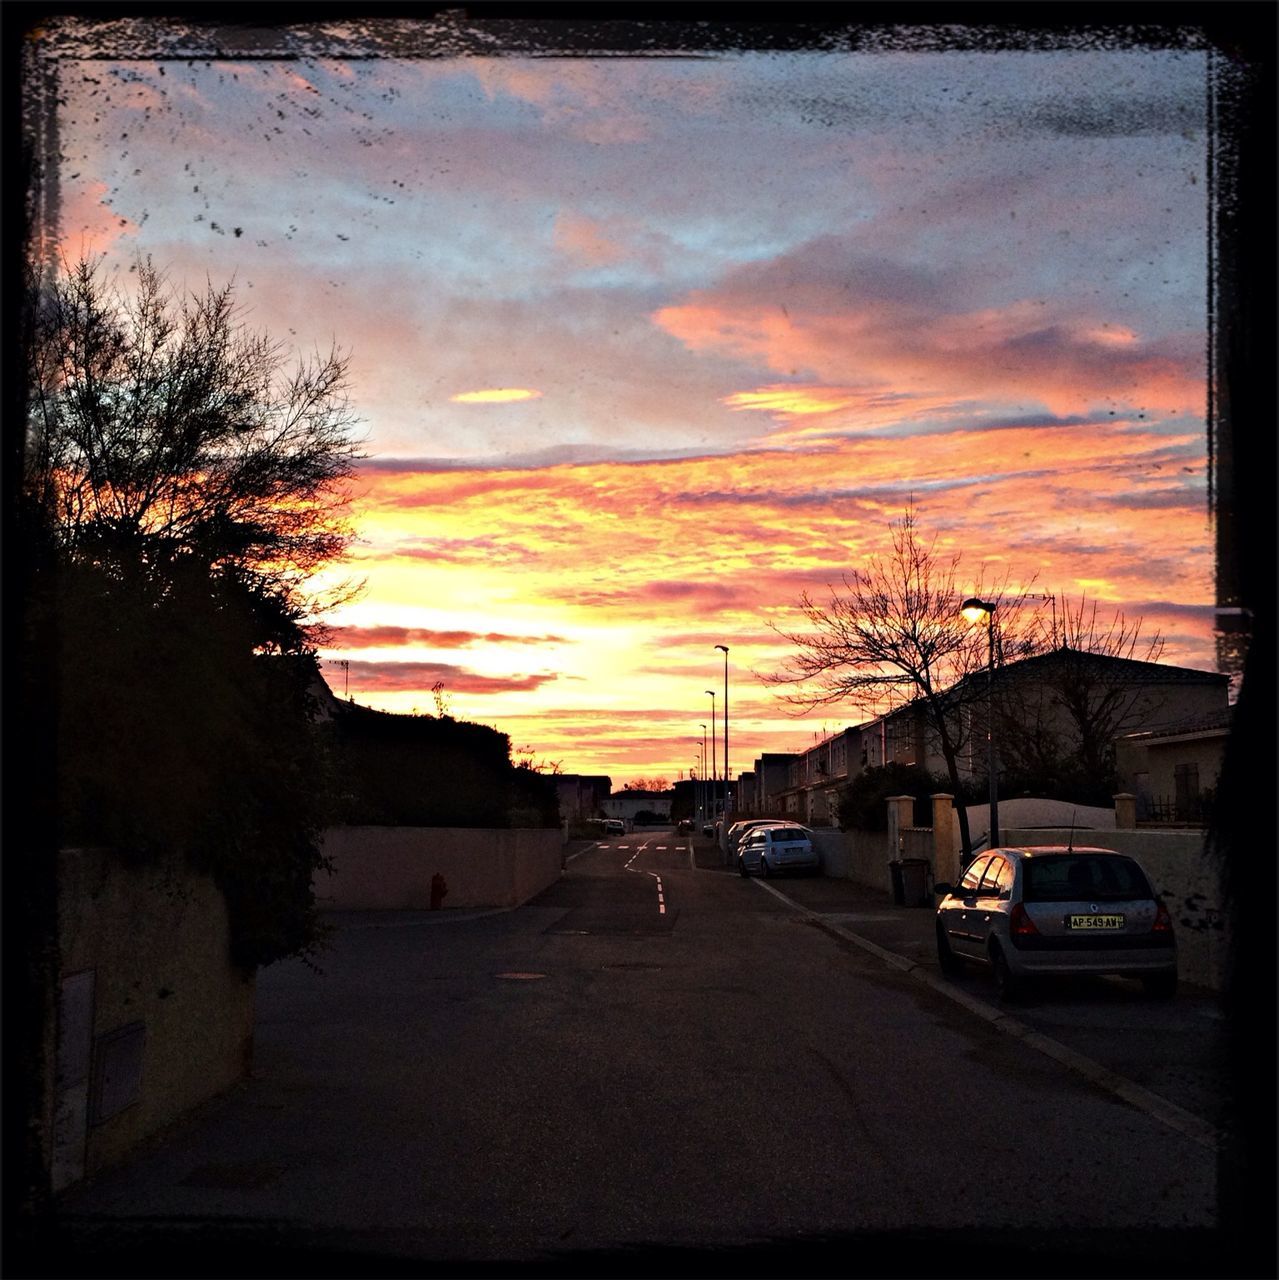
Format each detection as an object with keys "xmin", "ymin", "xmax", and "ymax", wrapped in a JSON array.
[{"xmin": 429, "ymin": 872, "xmax": 448, "ymax": 911}]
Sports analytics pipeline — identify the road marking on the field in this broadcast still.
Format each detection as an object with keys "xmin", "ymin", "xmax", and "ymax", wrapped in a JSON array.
[
  {"xmin": 623, "ymin": 847, "xmax": 666, "ymax": 918},
  {"xmin": 750, "ymin": 878, "xmax": 1223, "ymax": 1153},
  {"xmin": 656, "ymin": 846, "xmax": 668, "ymax": 850}
]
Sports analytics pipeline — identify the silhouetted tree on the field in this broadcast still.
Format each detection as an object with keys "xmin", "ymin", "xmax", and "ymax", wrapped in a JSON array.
[
  {"xmin": 21, "ymin": 255, "xmax": 363, "ymax": 967},
  {"xmin": 767, "ymin": 506, "xmax": 1039, "ymax": 858},
  {"xmin": 25, "ymin": 255, "xmax": 361, "ymax": 619}
]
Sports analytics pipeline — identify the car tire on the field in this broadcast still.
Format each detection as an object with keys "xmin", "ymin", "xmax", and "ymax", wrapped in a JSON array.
[
  {"xmin": 760, "ymin": 858, "xmax": 771, "ymax": 878},
  {"xmin": 990, "ymin": 942, "xmax": 1024, "ymax": 1001},
  {"xmin": 738, "ymin": 856, "xmax": 749, "ymax": 878},
  {"xmin": 1142, "ymin": 972, "xmax": 1177, "ymax": 999},
  {"xmin": 936, "ymin": 924, "xmax": 963, "ymax": 979}
]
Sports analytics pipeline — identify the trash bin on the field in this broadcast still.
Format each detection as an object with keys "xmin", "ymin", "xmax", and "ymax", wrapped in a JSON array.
[{"xmin": 889, "ymin": 858, "xmax": 931, "ymax": 907}]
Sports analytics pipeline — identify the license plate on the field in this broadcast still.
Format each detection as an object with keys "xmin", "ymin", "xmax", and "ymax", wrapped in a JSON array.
[{"xmin": 1067, "ymin": 914, "xmax": 1125, "ymax": 930}]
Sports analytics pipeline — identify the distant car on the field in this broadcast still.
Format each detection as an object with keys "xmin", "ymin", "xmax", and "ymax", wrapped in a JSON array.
[
  {"xmin": 934, "ymin": 846, "xmax": 1177, "ymax": 1000},
  {"xmin": 702, "ymin": 823, "xmax": 715, "ymax": 838},
  {"xmin": 677, "ymin": 819, "xmax": 694, "ymax": 834},
  {"xmin": 604, "ymin": 819, "xmax": 625, "ymax": 836},
  {"xmin": 737, "ymin": 824, "xmax": 819, "ymax": 878}
]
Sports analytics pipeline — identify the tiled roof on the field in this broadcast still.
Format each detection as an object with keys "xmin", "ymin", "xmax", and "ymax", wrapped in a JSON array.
[
  {"xmin": 992, "ymin": 647, "xmax": 1227, "ymax": 686},
  {"xmin": 1118, "ymin": 707, "xmax": 1234, "ymax": 742}
]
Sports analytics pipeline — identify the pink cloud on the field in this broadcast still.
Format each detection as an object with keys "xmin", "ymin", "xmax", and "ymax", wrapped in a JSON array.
[
  {"xmin": 327, "ymin": 625, "xmax": 566, "ymax": 649},
  {"xmin": 654, "ymin": 237, "xmax": 1204, "ymax": 420},
  {"xmin": 341, "ymin": 660, "xmax": 558, "ymax": 696}
]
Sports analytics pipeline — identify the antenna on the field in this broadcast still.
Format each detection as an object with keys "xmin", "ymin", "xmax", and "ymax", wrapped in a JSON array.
[{"xmin": 1067, "ymin": 809, "xmax": 1077, "ymax": 853}]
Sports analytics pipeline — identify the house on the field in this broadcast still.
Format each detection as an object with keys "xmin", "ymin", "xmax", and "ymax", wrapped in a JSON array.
[
  {"xmin": 1115, "ymin": 709, "xmax": 1232, "ymax": 822},
  {"xmin": 603, "ymin": 789, "xmax": 673, "ymax": 824},
  {"xmin": 554, "ymin": 774, "xmax": 612, "ymax": 822},
  {"xmin": 740, "ymin": 650, "xmax": 1229, "ymax": 828},
  {"xmin": 868, "ymin": 648, "xmax": 1230, "ymax": 785},
  {"xmin": 738, "ymin": 753, "xmax": 797, "ymax": 817}
]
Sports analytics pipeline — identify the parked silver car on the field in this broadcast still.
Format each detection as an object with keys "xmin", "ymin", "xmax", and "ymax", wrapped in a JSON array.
[
  {"xmin": 737, "ymin": 824, "xmax": 819, "ymax": 877},
  {"xmin": 934, "ymin": 846, "xmax": 1177, "ymax": 999}
]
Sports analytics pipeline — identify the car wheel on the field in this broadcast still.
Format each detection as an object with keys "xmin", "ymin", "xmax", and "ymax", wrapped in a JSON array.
[
  {"xmin": 990, "ymin": 942, "xmax": 1023, "ymax": 1001},
  {"xmin": 760, "ymin": 857, "xmax": 771, "ymax": 878},
  {"xmin": 738, "ymin": 855, "xmax": 749, "ymax": 878},
  {"xmin": 936, "ymin": 924, "xmax": 963, "ymax": 979},
  {"xmin": 1142, "ymin": 972, "xmax": 1177, "ymax": 999}
]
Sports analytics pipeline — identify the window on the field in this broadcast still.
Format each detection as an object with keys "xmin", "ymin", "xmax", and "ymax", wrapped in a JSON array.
[
  {"xmin": 960, "ymin": 856, "xmax": 992, "ymax": 892},
  {"xmin": 1022, "ymin": 855, "xmax": 1152, "ymax": 903},
  {"xmin": 979, "ymin": 857, "xmax": 1011, "ymax": 895}
]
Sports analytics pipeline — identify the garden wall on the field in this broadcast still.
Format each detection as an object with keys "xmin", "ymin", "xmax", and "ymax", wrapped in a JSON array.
[
  {"xmin": 317, "ymin": 826, "xmax": 563, "ymax": 912},
  {"xmin": 52, "ymin": 848, "xmax": 255, "ymax": 1191}
]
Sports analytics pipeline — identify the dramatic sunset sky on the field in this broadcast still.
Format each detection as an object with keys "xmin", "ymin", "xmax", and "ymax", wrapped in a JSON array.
[{"xmin": 43, "ymin": 19, "xmax": 1220, "ymax": 783}]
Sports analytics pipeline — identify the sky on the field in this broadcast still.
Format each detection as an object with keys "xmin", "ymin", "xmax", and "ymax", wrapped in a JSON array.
[{"xmin": 38, "ymin": 18, "xmax": 1222, "ymax": 784}]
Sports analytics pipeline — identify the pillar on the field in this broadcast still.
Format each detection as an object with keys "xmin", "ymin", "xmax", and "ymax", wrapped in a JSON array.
[
  {"xmin": 1113, "ymin": 793, "xmax": 1137, "ymax": 830},
  {"xmin": 886, "ymin": 795, "xmax": 914, "ymax": 860},
  {"xmin": 931, "ymin": 793, "xmax": 959, "ymax": 886}
]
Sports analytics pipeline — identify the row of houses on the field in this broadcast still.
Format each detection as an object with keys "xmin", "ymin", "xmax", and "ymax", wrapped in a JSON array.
[{"xmin": 736, "ymin": 648, "xmax": 1231, "ymax": 828}]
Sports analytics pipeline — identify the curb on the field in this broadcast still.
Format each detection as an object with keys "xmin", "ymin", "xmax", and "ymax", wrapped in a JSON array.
[{"xmin": 752, "ymin": 878, "xmax": 1223, "ymax": 1153}]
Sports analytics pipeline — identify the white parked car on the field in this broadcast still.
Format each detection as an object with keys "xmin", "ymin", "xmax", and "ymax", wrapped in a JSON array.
[{"xmin": 737, "ymin": 824, "xmax": 819, "ymax": 878}]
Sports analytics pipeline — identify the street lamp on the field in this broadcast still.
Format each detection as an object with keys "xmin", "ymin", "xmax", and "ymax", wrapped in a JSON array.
[
  {"xmin": 694, "ymin": 737, "xmax": 706, "ymax": 823},
  {"xmin": 700, "ymin": 723, "xmax": 708, "ymax": 827},
  {"xmin": 961, "ymin": 597, "xmax": 998, "ymax": 851},
  {"xmin": 706, "ymin": 690, "xmax": 717, "ymax": 826},
  {"xmin": 715, "ymin": 645, "xmax": 730, "ymax": 834}
]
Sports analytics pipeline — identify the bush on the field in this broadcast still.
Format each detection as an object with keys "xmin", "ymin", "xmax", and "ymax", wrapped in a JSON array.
[{"xmin": 837, "ymin": 764, "xmax": 953, "ymax": 831}]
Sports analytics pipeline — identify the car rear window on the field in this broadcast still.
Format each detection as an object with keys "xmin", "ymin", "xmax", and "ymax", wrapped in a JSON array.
[
  {"xmin": 769, "ymin": 828, "xmax": 809, "ymax": 842},
  {"xmin": 1022, "ymin": 855, "xmax": 1152, "ymax": 903}
]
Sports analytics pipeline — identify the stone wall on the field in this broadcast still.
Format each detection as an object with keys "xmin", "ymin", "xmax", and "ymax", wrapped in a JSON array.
[
  {"xmin": 317, "ymin": 826, "xmax": 564, "ymax": 912},
  {"xmin": 53, "ymin": 849, "xmax": 255, "ymax": 1190}
]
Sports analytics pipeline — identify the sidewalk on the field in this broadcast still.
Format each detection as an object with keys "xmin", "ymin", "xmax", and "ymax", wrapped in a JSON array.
[
  {"xmin": 693, "ymin": 834, "xmax": 938, "ymax": 966},
  {"xmin": 692, "ymin": 834, "xmax": 1228, "ymax": 1148}
]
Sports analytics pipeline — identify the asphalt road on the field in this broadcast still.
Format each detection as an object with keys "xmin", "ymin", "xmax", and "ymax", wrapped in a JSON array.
[{"xmin": 46, "ymin": 828, "xmax": 1242, "ymax": 1276}]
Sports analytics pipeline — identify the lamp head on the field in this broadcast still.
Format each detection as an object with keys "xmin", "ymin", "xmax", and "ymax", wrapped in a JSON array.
[
  {"xmin": 961, "ymin": 596, "xmax": 994, "ymax": 624},
  {"xmin": 715, "ymin": 644, "xmax": 729, "ymax": 654}
]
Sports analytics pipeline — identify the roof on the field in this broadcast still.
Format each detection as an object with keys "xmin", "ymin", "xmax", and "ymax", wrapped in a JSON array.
[
  {"xmin": 1117, "ymin": 707, "xmax": 1233, "ymax": 744},
  {"xmin": 992, "ymin": 647, "xmax": 1228, "ymax": 687}
]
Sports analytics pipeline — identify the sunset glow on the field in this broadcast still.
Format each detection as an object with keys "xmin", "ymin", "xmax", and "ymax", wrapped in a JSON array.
[
  {"xmin": 41, "ymin": 26, "xmax": 1219, "ymax": 782},
  {"xmin": 451, "ymin": 389, "xmax": 543, "ymax": 404}
]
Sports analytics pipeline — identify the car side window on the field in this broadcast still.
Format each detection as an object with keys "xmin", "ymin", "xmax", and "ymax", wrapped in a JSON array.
[
  {"xmin": 959, "ymin": 856, "xmax": 991, "ymax": 892},
  {"xmin": 979, "ymin": 857, "xmax": 1011, "ymax": 895},
  {"xmin": 994, "ymin": 858, "xmax": 1014, "ymax": 894}
]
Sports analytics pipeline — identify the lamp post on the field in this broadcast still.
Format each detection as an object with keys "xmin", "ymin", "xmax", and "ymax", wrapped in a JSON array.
[
  {"xmin": 694, "ymin": 737, "xmax": 706, "ymax": 824},
  {"xmin": 715, "ymin": 645, "xmax": 730, "ymax": 831},
  {"xmin": 700, "ymin": 723, "xmax": 708, "ymax": 828},
  {"xmin": 961, "ymin": 597, "xmax": 998, "ymax": 850},
  {"xmin": 706, "ymin": 690, "xmax": 717, "ymax": 828}
]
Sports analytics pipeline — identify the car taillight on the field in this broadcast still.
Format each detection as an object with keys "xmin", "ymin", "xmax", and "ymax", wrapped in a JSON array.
[
  {"xmin": 1152, "ymin": 900, "xmax": 1173, "ymax": 934},
  {"xmin": 1009, "ymin": 902, "xmax": 1040, "ymax": 938}
]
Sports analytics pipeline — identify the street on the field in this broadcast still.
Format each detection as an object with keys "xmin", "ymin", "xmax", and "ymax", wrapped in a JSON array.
[{"xmin": 50, "ymin": 828, "xmax": 1230, "ymax": 1276}]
